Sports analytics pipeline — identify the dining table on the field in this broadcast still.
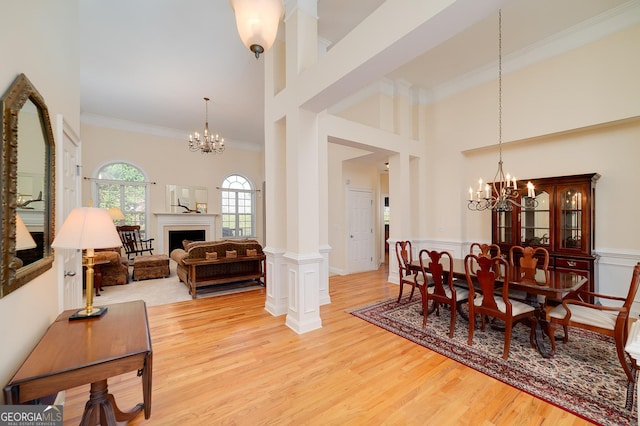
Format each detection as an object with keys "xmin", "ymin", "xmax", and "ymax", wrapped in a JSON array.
[{"xmin": 410, "ymin": 257, "xmax": 588, "ymax": 358}]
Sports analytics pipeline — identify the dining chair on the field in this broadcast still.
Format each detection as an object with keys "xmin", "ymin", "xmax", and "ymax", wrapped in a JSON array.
[
  {"xmin": 395, "ymin": 240, "xmax": 422, "ymax": 302},
  {"xmin": 508, "ymin": 246, "xmax": 550, "ymax": 304},
  {"xmin": 509, "ymin": 246, "xmax": 549, "ymax": 284},
  {"xmin": 464, "ymin": 254, "xmax": 537, "ymax": 359},
  {"xmin": 418, "ymin": 249, "xmax": 469, "ymax": 337},
  {"xmin": 469, "ymin": 242, "xmax": 502, "ymax": 276},
  {"xmin": 547, "ymin": 262, "xmax": 640, "ymax": 382},
  {"xmin": 470, "ymin": 242, "xmax": 501, "ymax": 259}
]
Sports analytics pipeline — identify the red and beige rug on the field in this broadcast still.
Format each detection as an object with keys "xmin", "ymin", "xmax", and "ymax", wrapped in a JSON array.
[{"xmin": 351, "ymin": 297, "xmax": 636, "ymax": 426}]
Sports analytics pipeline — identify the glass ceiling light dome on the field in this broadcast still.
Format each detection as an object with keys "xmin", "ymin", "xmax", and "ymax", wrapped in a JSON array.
[{"xmin": 229, "ymin": 0, "xmax": 284, "ymax": 59}]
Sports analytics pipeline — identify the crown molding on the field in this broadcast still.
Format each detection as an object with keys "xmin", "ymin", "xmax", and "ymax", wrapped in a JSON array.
[
  {"xmin": 426, "ymin": 0, "xmax": 640, "ymax": 105},
  {"xmin": 332, "ymin": 1, "xmax": 640, "ymax": 111}
]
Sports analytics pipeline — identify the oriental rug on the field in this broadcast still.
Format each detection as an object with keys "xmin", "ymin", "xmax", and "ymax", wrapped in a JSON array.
[{"xmin": 351, "ymin": 297, "xmax": 637, "ymax": 426}]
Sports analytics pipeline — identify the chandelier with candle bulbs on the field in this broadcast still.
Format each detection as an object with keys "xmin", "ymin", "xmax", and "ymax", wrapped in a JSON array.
[
  {"xmin": 467, "ymin": 10, "xmax": 535, "ymax": 212},
  {"xmin": 188, "ymin": 97, "xmax": 225, "ymax": 154}
]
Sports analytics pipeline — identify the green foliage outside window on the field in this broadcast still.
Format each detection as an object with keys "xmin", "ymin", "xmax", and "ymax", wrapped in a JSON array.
[{"xmin": 96, "ymin": 163, "xmax": 148, "ymax": 234}]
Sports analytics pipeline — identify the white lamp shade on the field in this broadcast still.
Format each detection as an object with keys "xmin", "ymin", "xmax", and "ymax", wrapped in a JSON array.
[
  {"xmin": 52, "ymin": 207, "xmax": 122, "ymax": 250},
  {"xmin": 230, "ymin": 0, "xmax": 284, "ymax": 54},
  {"xmin": 108, "ymin": 207, "xmax": 125, "ymax": 221},
  {"xmin": 15, "ymin": 214, "xmax": 37, "ymax": 250}
]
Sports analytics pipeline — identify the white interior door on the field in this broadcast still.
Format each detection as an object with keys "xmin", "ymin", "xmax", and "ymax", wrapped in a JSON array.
[
  {"xmin": 57, "ymin": 116, "xmax": 82, "ymax": 310},
  {"xmin": 347, "ymin": 188, "xmax": 374, "ymax": 273}
]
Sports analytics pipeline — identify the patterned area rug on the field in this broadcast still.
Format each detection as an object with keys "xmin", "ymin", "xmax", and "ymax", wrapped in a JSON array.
[{"xmin": 351, "ymin": 297, "xmax": 637, "ymax": 426}]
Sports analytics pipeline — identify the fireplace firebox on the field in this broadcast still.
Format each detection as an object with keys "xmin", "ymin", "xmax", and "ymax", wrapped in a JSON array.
[{"xmin": 168, "ymin": 230, "xmax": 205, "ymax": 254}]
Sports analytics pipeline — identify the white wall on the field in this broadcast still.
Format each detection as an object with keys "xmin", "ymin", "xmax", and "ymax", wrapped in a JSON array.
[
  {"xmin": 0, "ymin": 0, "xmax": 80, "ymax": 403},
  {"xmin": 80, "ymin": 123, "xmax": 265, "ymax": 245},
  {"xmin": 326, "ymin": 21, "xmax": 640, "ymax": 308}
]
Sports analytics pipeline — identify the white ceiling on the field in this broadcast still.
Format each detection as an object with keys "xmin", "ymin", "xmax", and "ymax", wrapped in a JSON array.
[{"xmin": 79, "ymin": 0, "xmax": 636, "ymax": 151}]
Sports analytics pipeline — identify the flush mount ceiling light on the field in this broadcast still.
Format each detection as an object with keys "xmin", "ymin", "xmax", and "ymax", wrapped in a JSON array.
[{"xmin": 229, "ymin": 0, "xmax": 284, "ymax": 59}]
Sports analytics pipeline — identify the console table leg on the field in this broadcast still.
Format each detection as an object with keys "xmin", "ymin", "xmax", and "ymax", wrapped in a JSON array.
[{"xmin": 79, "ymin": 380, "xmax": 144, "ymax": 426}]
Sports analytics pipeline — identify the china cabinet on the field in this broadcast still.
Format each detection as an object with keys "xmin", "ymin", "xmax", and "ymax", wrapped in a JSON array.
[{"xmin": 492, "ymin": 173, "xmax": 600, "ymax": 298}]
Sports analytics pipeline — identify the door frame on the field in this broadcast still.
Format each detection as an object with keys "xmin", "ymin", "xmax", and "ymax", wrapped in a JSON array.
[{"xmin": 56, "ymin": 115, "xmax": 82, "ymax": 311}]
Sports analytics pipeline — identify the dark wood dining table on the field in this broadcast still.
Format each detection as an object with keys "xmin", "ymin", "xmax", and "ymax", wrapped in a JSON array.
[{"xmin": 410, "ymin": 257, "xmax": 588, "ymax": 357}]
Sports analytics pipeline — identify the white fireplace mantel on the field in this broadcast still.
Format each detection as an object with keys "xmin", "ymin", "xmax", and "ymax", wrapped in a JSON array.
[{"xmin": 154, "ymin": 213, "xmax": 219, "ymax": 254}]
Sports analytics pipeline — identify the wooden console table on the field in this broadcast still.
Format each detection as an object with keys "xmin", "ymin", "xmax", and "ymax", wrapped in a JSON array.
[{"xmin": 4, "ymin": 300, "xmax": 152, "ymax": 426}]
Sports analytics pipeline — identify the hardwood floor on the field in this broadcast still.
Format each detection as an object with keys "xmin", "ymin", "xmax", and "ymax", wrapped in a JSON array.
[{"xmin": 62, "ymin": 263, "xmax": 590, "ymax": 425}]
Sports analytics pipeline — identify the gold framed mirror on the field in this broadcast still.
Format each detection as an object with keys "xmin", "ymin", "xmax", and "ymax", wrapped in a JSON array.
[{"xmin": 1, "ymin": 73, "xmax": 55, "ymax": 297}]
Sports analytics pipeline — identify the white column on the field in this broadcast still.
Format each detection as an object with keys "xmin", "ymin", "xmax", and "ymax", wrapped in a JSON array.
[
  {"xmin": 263, "ymin": 24, "xmax": 288, "ymax": 316},
  {"xmin": 264, "ymin": 246, "xmax": 287, "ymax": 315},
  {"xmin": 284, "ymin": 252, "xmax": 323, "ymax": 333},
  {"xmin": 263, "ymin": 0, "xmax": 323, "ymax": 333},
  {"xmin": 319, "ymin": 244, "xmax": 331, "ymax": 305}
]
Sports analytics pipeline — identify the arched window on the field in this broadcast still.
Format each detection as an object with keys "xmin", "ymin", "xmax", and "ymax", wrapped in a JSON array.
[
  {"xmin": 221, "ymin": 174, "xmax": 255, "ymax": 238},
  {"xmin": 94, "ymin": 163, "xmax": 150, "ymax": 236}
]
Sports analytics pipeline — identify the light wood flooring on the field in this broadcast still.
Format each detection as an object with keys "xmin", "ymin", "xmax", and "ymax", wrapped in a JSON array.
[{"xmin": 62, "ymin": 262, "xmax": 591, "ymax": 425}]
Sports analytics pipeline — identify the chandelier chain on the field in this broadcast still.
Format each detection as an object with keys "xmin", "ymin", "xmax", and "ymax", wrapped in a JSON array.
[
  {"xmin": 467, "ymin": 9, "xmax": 536, "ymax": 212},
  {"xmin": 498, "ymin": 9, "xmax": 502, "ymax": 163}
]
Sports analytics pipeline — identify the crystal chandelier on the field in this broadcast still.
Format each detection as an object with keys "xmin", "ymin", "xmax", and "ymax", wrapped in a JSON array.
[
  {"xmin": 188, "ymin": 97, "xmax": 225, "ymax": 154},
  {"xmin": 467, "ymin": 10, "xmax": 534, "ymax": 212}
]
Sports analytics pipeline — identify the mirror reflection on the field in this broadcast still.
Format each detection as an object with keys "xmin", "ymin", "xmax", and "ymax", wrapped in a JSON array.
[
  {"xmin": 1, "ymin": 73, "xmax": 55, "ymax": 298},
  {"xmin": 16, "ymin": 99, "xmax": 46, "ymax": 268},
  {"xmin": 166, "ymin": 184, "xmax": 208, "ymax": 213}
]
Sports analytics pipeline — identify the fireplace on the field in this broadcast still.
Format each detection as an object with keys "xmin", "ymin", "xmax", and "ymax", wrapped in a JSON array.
[
  {"xmin": 168, "ymin": 229, "xmax": 205, "ymax": 253},
  {"xmin": 154, "ymin": 213, "xmax": 218, "ymax": 254}
]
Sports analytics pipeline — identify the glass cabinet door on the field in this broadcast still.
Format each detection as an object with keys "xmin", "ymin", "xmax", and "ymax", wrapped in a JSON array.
[
  {"xmin": 495, "ymin": 210, "xmax": 513, "ymax": 245},
  {"xmin": 520, "ymin": 188, "xmax": 550, "ymax": 248},
  {"xmin": 558, "ymin": 185, "xmax": 584, "ymax": 251}
]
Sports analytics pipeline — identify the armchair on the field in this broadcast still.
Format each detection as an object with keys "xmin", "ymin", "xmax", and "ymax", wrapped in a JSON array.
[{"xmin": 547, "ymin": 262, "xmax": 640, "ymax": 382}]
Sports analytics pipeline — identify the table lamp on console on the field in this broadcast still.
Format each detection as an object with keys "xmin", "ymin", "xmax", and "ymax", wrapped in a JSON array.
[{"xmin": 52, "ymin": 207, "xmax": 122, "ymax": 320}]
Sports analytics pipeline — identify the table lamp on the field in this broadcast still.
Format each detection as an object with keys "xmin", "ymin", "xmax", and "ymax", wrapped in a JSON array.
[
  {"xmin": 108, "ymin": 207, "xmax": 125, "ymax": 222},
  {"xmin": 52, "ymin": 207, "xmax": 122, "ymax": 320},
  {"xmin": 15, "ymin": 213, "xmax": 37, "ymax": 250}
]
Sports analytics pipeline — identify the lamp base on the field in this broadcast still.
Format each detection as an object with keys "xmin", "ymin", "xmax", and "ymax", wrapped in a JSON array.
[{"xmin": 69, "ymin": 306, "xmax": 108, "ymax": 321}]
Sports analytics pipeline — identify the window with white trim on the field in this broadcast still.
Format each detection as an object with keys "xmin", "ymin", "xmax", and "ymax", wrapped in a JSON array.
[
  {"xmin": 221, "ymin": 174, "xmax": 255, "ymax": 238},
  {"xmin": 94, "ymin": 163, "xmax": 150, "ymax": 236}
]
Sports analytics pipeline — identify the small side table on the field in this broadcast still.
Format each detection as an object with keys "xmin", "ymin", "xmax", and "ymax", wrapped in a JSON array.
[{"xmin": 4, "ymin": 300, "xmax": 153, "ymax": 425}]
